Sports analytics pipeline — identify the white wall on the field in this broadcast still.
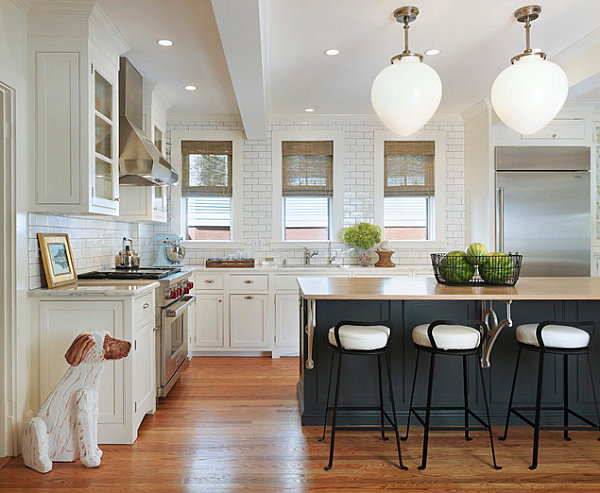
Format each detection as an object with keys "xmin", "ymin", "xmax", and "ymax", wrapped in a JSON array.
[
  {"xmin": 160, "ymin": 116, "xmax": 466, "ymax": 266},
  {"xmin": 28, "ymin": 214, "xmax": 154, "ymax": 289}
]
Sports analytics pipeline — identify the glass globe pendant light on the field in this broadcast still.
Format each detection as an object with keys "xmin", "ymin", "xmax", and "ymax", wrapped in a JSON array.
[
  {"xmin": 491, "ymin": 5, "xmax": 568, "ymax": 135},
  {"xmin": 371, "ymin": 6, "xmax": 442, "ymax": 137}
]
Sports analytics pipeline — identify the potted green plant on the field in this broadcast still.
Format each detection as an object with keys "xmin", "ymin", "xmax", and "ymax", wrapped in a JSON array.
[{"xmin": 342, "ymin": 222, "xmax": 382, "ymax": 266}]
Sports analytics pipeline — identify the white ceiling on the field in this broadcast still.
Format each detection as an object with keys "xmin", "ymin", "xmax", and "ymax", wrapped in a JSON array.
[
  {"xmin": 98, "ymin": 0, "xmax": 239, "ymax": 115},
  {"xmin": 99, "ymin": 0, "xmax": 600, "ymax": 118}
]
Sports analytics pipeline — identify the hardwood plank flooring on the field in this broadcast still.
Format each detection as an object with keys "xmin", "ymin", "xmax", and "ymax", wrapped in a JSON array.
[{"xmin": 3, "ymin": 357, "xmax": 600, "ymax": 491}]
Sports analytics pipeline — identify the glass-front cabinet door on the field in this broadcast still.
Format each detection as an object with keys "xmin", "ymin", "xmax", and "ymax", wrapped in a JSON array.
[{"xmin": 91, "ymin": 66, "xmax": 119, "ymax": 213}]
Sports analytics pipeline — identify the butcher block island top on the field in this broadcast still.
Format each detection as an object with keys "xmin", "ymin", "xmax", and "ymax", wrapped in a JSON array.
[{"xmin": 297, "ymin": 276, "xmax": 600, "ymax": 301}]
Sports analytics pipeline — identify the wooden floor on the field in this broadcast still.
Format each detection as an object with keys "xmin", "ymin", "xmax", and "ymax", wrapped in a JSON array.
[{"xmin": 3, "ymin": 357, "xmax": 600, "ymax": 492}]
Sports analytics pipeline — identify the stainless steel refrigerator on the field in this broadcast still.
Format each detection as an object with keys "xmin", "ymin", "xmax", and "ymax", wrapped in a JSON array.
[{"xmin": 495, "ymin": 146, "xmax": 591, "ymax": 277}]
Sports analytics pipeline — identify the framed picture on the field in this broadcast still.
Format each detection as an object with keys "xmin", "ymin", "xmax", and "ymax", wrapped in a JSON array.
[{"xmin": 37, "ymin": 233, "xmax": 77, "ymax": 288}]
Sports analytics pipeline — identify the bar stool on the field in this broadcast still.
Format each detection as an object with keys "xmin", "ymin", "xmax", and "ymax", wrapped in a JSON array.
[
  {"xmin": 319, "ymin": 320, "xmax": 406, "ymax": 471},
  {"xmin": 499, "ymin": 320, "xmax": 600, "ymax": 469},
  {"xmin": 403, "ymin": 320, "xmax": 501, "ymax": 470}
]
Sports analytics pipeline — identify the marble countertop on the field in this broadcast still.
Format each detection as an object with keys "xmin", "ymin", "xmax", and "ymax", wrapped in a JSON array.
[
  {"xmin": 297, "ymin": 276, "xmax": 600, "ymax": 300},
  {"xmin": 29, "ymin": 279, "xmax": 160, "ymax": 297}
]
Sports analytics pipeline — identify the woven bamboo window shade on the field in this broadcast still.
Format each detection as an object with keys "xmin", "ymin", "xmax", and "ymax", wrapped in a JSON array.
[
  {"xmin": 282, "ymin": 141, "xmax": 333, "ymax": 197},
  {"xmin": 181, "ymin": 141, "xmax": 232, "ymax": 197},
  {"xmin": 384, "ymin": 141, "xmax": 435, "ymax": 196}
]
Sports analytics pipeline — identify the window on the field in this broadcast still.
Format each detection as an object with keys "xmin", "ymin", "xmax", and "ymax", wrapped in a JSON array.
[
  {"xmin": 384, "ymin": 141, "xmax": 434, "ymax": 240},
  {"xmin": 181, "ymin": 140, "xmax": 232, "ymax": 240},
  {"xmin": 282, "ymin": 141, "xmax": 333, "ymax": 240}
]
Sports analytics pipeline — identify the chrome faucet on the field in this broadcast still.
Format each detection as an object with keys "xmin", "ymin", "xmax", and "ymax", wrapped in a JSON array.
[
  {"xmin": 328, "ymin": 241, "xmax": 337, "ymax": 265},
  {"xmin": 304, "ymin": 247, "xmax": 318, "ymax": 265}
]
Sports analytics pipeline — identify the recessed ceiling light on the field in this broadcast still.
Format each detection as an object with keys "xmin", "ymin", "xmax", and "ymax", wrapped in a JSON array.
[
  {"xmin": 324, "ymin": 49, "xmax": 340, "ymax": 56},
  {"xmin": 184, "ymin": 85, "xmax": 197, "ymax": 91},
  {"xmin": 304, "ymin": 108, "xmax": 315, "ymax": 112},
  {"xmin": 157, "ymin": 39, "xmax": 174, "ymax": 47},
  {"xmin": 425, "ymin": 49, "xmax": 441, "ymax": 56}
]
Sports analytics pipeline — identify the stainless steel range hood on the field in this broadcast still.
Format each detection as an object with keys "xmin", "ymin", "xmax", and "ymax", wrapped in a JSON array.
[{"xmin": 119, "ymin": 57, "xmax": 178, "ymax": 186}]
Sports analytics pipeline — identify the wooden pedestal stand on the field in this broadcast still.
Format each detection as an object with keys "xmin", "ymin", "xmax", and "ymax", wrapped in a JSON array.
[{"xmin": 375, "ymin": 250, "xmax": 395, "ymax": 267}]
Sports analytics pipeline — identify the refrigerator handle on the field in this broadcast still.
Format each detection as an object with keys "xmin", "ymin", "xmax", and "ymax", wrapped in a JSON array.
[{"xmin": 497, "ymin": 187, "xmax": 505, "ymax": 252}]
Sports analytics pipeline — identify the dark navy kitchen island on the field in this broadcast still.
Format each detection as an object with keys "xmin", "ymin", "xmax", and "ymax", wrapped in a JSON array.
[{"xmin": 297, "ymin": 276, "xmax": 600, "ymax": 426}]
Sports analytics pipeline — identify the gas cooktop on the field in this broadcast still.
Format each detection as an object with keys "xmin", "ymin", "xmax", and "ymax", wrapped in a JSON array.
[{"xmin": 78, "ymin": 267, "xmax": 181, "ymax": 280}]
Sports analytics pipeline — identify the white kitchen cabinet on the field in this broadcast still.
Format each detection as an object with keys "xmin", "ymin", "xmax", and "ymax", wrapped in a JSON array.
[
  {"xmin": 34, "ymin": 289, "xmax": 156, "ymax": 444},
  {"xmin": 119, "ymin": 185, "xmax": 168, "ymax": 222},
  {"xmin": 132, "ymin": 321, "xmax": 156, "ymax": 430},
  {"xmin": 29, "ymin": 3, "xmax": 127, "ymax": 216},
  {"xmin": 520, "ymin": 119, "xmax": 586, "ymax": 141},
  {"xmin": 193, "ymin": 294, "xmax": 224, "ymax": 348},
  {"xmin": 39, "ymin": 300, "xmax": 125, "ymax": 429},
  {"xmin": 275, "ymin": 293, "xmax": 300, "ymax": 348},
  {"xmin": 230, "ymin": 294, "xmax": 267, "ymax": 347}
]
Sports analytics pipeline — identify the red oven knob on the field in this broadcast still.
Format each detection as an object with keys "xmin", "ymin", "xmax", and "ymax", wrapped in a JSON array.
[
  {"xmin": 184, "ymin": 287, "xmax": 190, "ymax": 294},
  {"xmin": 178, "ymin": 287, "xmax": 183, "ymax": 296},
  {"xmin": 169, "ymin": 290, "xmax": 177, "ymax": 299},
  {"xmin": 187, "ymin": 281, "xmax": 194, "ymax": 289}
]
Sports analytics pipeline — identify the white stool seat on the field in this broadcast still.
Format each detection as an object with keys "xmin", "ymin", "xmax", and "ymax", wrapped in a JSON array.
[
  {"xmin": 328, "ymin": 324, "xmax": 390, "ymax": 351},
  {"xmin": 516, "ymin": 323, "xmax": 590, "ymax": 349},
  {"xmin": 412, "ymin": 324, "xmax": 481, "ymax": 350}
]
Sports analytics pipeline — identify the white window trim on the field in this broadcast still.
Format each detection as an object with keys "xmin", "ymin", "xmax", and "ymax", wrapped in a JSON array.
[
  {"xmin": 374, "ymin": 129, "xmax": 447, "ymax": 248},
  {"xmin": 271, "ymin": 130, "xmax": 344, "ymax": 247},
  {"xmin": 170, "ymin": 129, "xmax": 243, "ymax": 244}
]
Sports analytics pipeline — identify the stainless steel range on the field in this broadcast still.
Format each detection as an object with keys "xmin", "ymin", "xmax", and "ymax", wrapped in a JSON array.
[{"xmin": 78, "ymin": 267, "xmax": 195, "ymax": 397}]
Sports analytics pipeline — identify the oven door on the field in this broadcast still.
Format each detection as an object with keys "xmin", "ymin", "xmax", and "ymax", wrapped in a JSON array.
[{"xmin": 160, "ymin": 295, "xmax": 195, "ymax": 388}]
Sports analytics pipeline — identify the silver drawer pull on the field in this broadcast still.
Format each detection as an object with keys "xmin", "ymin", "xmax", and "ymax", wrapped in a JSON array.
[
  {"xmin": 244, "ymin": 296, "xmax": 254, "ymax": 300},
  {"xmin": 204, "ymin": 279, "xmax": 214, "ymax": 284},
  {"xmin": 142, "ymin": 303, "xmax": 150, "ymax": 309},
  {"xmin": 244, "ymin": 280, "xmax": 254, "ymax": 284}
]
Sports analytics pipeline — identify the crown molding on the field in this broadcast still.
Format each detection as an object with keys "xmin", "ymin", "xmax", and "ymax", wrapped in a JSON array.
[
  {"xmin": 461, "ymin": 99, "xmax": 491, "ymax": 123},
  {"xmin": 89, "ymin": 4, "xmax": 129, "ymax": 55},
  {"xmin": 11, "ymin": 0, "xmax": 31, "ymax": 12},
  {"xmin": 166, "ymin": 112, "xmax": 464, "ymax": 127},
  {"xmin": 29, "ymin": 0, "xmax": 94, "ymax": 15}
]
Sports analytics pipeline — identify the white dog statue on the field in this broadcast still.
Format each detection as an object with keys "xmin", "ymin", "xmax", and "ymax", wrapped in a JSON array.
[{"xmin": 22, "ymin": 331, "xmax": 131, "ymax": 473}]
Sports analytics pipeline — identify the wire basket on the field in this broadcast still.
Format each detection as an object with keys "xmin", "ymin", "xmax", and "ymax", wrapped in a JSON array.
[{"xmin": 431, "ymin": 252, "xmax": 523, "ymax": 286}]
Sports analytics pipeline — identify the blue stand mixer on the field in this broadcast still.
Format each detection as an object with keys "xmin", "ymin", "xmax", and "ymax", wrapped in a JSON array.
[{"xmin": 154, "ymin": 233, "xmax": 186, "ymax": 267}]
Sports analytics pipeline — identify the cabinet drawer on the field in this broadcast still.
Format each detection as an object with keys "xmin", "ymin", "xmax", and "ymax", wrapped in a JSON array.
[
  {"xmin": 230, "ymin": 274, "xmax": 268, "ymax": 291},
  {"xmin": 194, "ymin": 273, "xmax": 224, "ymax": 290},
  {"xmin": 521, "ymin": 119, "xmax": 586, "ymax": 140},
  {"xmin": 134, "ymin": 292, "xmax": 154, "ymax": 327}
]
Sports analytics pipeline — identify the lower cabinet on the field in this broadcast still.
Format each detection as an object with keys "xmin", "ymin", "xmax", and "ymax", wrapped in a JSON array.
[
  {"xmin": 230, "ymin": 294, "xmax": 267, "ymax": 347},
  {"xmin": 132, "ymin": 321, "xmax": 156, "ymax": 431},
  {"xmin": 36, "ymin": 295, "xmax": 156, "ymax": 444},
  {"xmin": 193, "ymin": 294, "xmax": 224, "ymax": 348},
  {"xmin": 275, "ymin": 293, "xmax": 300, "ymax": 348}
]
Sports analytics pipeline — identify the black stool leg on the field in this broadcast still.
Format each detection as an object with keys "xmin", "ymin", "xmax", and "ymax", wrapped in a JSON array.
[
  {"xmin": 500, "ymin": 345, "xmax": 522, "ymax": 441},
  {"xmin": 319, "ymin": 351, "xmax": 336, "ymax": 442},
  {"xmin": 585, "ymin": 354, "xmax": 600, "ymax": 440},
  {"xmin": 563, "ymin": 354, "xmax": 571, "ymax": 442},
  {"xmin": 377, "ymin": 354, "xmax": 388, "ymax": 441},
  {"xmin": 478, "ymin": 358, "xmax": 502, "ymax": 470},
  {"xmin": 325, "ymin": 352, "xmax": 343, "ymax": 471},
  {"xmin": 530, "ymin": 351, "xmax": 545, "ymax": 470},
  {"xmin": 385, "ymin": 351, "xmax": 407, "ymax": 470},
  {"xmin": 462, "ymin": 355, "xmax": 472, "ymax": 441},
  {"xmin": 418, "ymin": 352, "xmax": 436, "ymax": 470},
  {"xmin": 402, "ymin": 349, "xmax": 420, "ymax": 441}
]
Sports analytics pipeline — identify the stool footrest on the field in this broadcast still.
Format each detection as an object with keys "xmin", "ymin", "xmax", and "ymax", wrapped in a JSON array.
[
  {"xmin": 510, "ymin": 406, "xmax": 600, "ymax": 430},
  {"xmin": 409, "ymin": 407, "xmax": 491, "ymax": 430}
]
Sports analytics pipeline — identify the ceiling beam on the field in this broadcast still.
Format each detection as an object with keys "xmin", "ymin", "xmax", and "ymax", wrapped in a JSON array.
[
  {"xmin": 553, "ymin": 26, "xmax": 600, "ymax": 98},
  {"xmin": 211, "ymin": 0, "xmax": 267, "ymax": 140}
]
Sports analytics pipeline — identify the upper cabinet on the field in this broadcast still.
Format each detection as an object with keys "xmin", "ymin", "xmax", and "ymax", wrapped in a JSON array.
[{"xmin": 29, "ymin": 2, "xmax": 128, "ymax": 216}]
